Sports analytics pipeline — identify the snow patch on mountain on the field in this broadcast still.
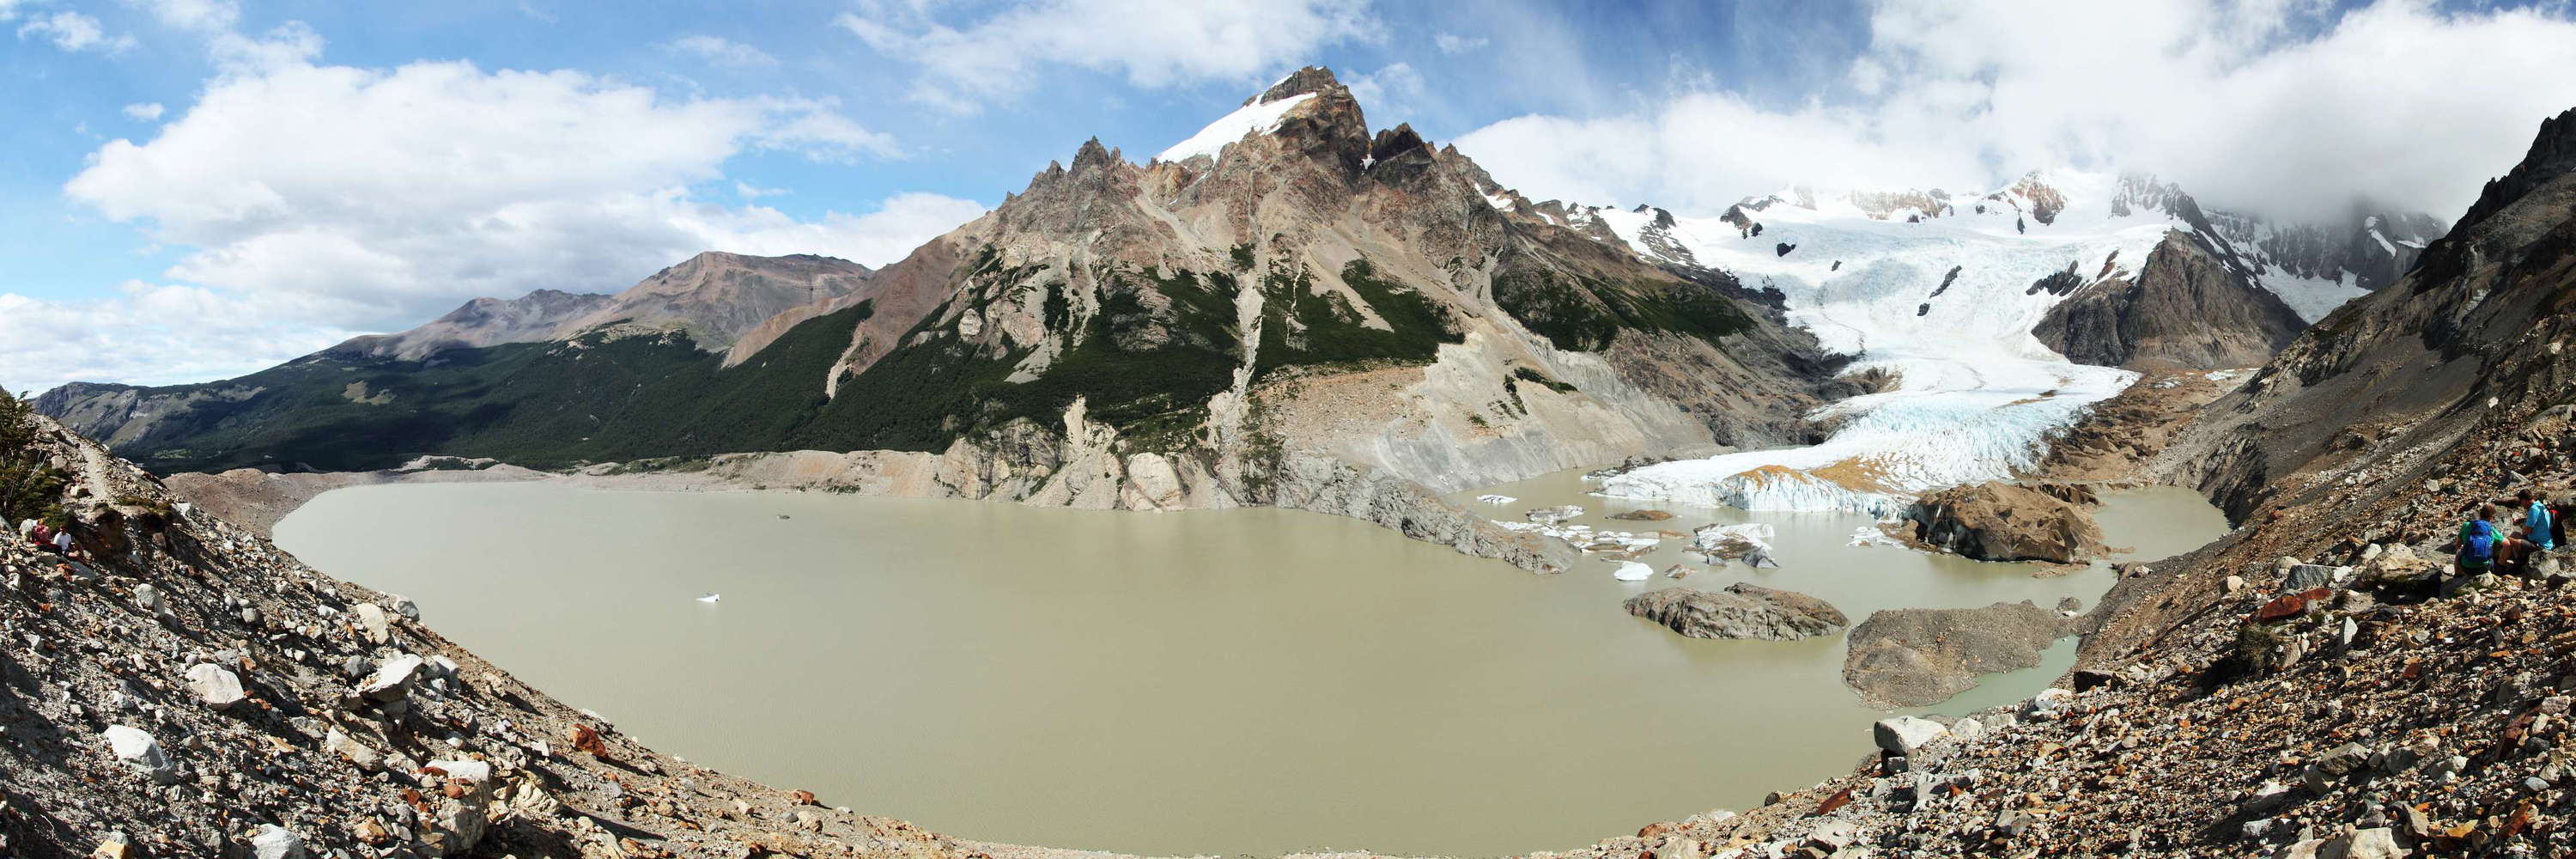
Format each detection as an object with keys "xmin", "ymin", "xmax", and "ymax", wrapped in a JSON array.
[{"xmin": 1156, "ymin": 93, "xmax": 1318, "ymax": 163}]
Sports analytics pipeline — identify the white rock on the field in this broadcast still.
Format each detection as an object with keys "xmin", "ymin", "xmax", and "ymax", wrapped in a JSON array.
[
  {"xmin": 1612, "ymin": 561, "xmax": 1654, "ymax": 582},
  {"xmin": 354, "ymin": 602, "xmax": 391, "ymax": 644},
  {"xmin": 250, "ymin": 824, "xmax": 306, "ymax": 859},
  {"xmin": 1948, "ymin": 716, "xmax": 1986, "ymax": 741},
  {"xmin": 428, "ymin": 758, "xmax": 494, "ymax": 783},
  {"xmin": 184, "ymin": 663, "xmax": 247, "ymax": 708},
  {"xmin": 1873, "ymin": 716, "xmax": 1948, "ymax": 755},
  {"xmin": 390, "ymin": 595, "xmax": 420, "ymax": 621},
  {"xmin": 103, "ymin": 725, "xmax": 177, "ymax": 783},
  {"xmin": 132, "ymin": 583, "xmax": 161, "ymax": 612},
  {"xmin": 357, "ymin": 654, "xmax": 424, "ymax": 703},
  {"xmin": 2025, "ymin": 687, "xmax": 2075, "ymax": 718}
]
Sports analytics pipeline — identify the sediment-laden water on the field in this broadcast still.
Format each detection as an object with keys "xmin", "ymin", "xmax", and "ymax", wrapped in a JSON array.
[{"xmin": 275, "ymin": 472, "xmax": 2224, "ymax": 856}]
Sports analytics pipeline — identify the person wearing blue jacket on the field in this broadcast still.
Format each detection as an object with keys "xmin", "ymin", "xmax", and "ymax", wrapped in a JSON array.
[{"xmin": 2520, "ymin": 489, "xmax": 2556, "ymax": 551}]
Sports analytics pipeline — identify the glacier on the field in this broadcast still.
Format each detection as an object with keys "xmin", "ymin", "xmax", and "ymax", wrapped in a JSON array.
[{"xmin": 1587, "ymin": 173, "xmax": 2161, "ymax": 515}]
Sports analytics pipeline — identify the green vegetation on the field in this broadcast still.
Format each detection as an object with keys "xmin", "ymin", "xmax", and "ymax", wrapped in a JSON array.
[
  {"xmin": 0, "ymin": 392, "xmax": 68, "ymax": 529},
  {"xmin": 1492, "ymin": 267, "xmax": 1753, "ymax": 352},
  {"xmin": 82, "ymin": 303, "xmax": 878, "ymax": 472},
  {"xmin": 795, "ymin": 265, "xmax": 1242, "ymax": 454},
  {"xmin": 1251, "ymin": 259, "xmax": 1461, "ymax": 379}
]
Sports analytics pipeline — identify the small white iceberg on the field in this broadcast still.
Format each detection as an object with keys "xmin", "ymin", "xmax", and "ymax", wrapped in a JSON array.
[
  {"xmin": 1612, "ymin": 561, "xmax": 1654, "ymax": 582},
  {"xmin": 696, "ymin": 593, "xmax": 721, "ymax": 604},
  {"xmin": 1475, "ymin": 494, "xmax": 1516, "ymax": 505}
]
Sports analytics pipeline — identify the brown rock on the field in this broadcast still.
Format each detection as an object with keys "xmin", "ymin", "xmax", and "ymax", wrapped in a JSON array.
[{"xmin": 1905, "ymin": 482, "xmax": 2110, "ymax": 563}]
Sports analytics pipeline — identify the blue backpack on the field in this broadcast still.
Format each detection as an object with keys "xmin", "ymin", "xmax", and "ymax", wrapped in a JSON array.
[{"xmin": 2463, "ymin": 520, "xmax": 2497, "ymax": 564}]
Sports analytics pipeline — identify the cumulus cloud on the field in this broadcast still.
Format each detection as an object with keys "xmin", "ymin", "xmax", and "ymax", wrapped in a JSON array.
[
  {"xmin": 29, "ymin": 40, "xmax": 985, "ymax": 392},
  {"xmin": 121, "ymin": 101, "xmax": 163, "ymax": 120},
  {"xmin": 17, "ymin": 10, "xmax": 133, "ymax": 52},
  {"xmin": 1455, "ymin": 0, "xmax": 2576, "ymax": 223},
  {"xmin": 665, "ymin": 34, "xmax": 778, "ymax": 68},
  {"xmin": 836, "ymin": 0, "xmax": 1376, "ymax": 112}
]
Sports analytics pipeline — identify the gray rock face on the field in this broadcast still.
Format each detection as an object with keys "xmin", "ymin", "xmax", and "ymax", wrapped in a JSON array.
[
  {"xmin": 1623, "ymin": 582, "xmax": 1848, "ymax": 641},
  {"xmin": 2032, "ymin": 228, "xmax": 2307, "ymax": 370},
  {"xmin": 1843, "ymin": 600, "xmax": 2072, "ymax": 709}
]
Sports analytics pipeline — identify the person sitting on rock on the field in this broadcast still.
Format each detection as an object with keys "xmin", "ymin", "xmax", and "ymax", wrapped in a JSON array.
[
  {"xmin": 2458, "ymin": 504, "xmax": 2500, "ymax": 577},
  {"xmin": 2520, "ymin": 489, "xmax": 2557, "ymax": 551}
]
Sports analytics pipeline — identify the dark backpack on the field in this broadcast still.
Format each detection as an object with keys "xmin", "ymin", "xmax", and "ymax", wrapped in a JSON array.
[
  {"xmin": 2553, "ymin": 503, "xmax": 2572, "ymax": 546},
  {"xmin": 2463, "ymin": 520, "xmax": 2497, "ymax": 565}
]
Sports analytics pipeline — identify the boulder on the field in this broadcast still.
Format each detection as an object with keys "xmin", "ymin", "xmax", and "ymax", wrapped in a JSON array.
[
  {"xmin": 2283, "ymin": 564, "xmax": 2342, "ymax": 591},
  {"xmin": 1606, "ymin": 509, "xmax": 1674, "ymax": 521},
  {"xmin": 354, "ymin": 602, "xmax": 392, "ymax": 644},
  {"xmin": 2356, "ymin": 544, "xmax": 2439, "ymax": 586},
  {"xmin": 1902, "ymin": 482, "xmax": 2108, "ymax": 563},
  {"xmin": 1843, "ymin": 601, "xmax": 2072, "ymax": 708},
  {"xmin": 184, "ymin": 663, "xmax": 247, "ymax": 708},
  {"xmin": 103, "ymin": 726, "xmax": 177, "ymax": 784},
  {"xmin": 1873, "ymin": 716, "xmax": 1948, "ymax": 755},
  {"xmin": 1624, "ymin": 583, "xmax": 1849, "ymax": 641},
  {"xmin": 250, "ymin": 825, "xmax": 305, "ymax": 859},
  {"xmin": 356, "ymin": 654, "xmax": 423, "ymax": 703}
]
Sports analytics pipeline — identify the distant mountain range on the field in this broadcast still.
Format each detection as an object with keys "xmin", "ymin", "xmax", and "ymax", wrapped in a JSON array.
[{"xmin": 33, "ymin": 66, "xmax": 2458, "ymax": 526}]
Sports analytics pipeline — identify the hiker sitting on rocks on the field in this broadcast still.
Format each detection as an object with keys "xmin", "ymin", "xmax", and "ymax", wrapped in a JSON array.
[
  {"xmin": 2459, "ymin": 504, "xmax": 2501, "ymax": 576},
  {"xmin": 2520, "ymin": 489, "xmax": 2557, "ymax": 551}
]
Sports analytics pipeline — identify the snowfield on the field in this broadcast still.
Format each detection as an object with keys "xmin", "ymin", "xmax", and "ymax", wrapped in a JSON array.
[
  {"xmin": 1588, "ymin": 173, "xmax": 2165, "ymax": 515},
  {"xmin": 1155, "ymin": 93, "xmax": 1318, "ymax": 163}
]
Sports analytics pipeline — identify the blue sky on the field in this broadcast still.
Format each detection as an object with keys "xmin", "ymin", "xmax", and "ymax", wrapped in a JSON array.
[{"xmin": 6, "ymin": 0, "xmax": 2576, "ymax": 394}]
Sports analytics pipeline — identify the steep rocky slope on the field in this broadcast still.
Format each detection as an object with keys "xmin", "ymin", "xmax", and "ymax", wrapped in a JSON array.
[
  {"xmin": 2033, "ymin": 228, "xmax": 2308, "ymax": 369},
  {"xmin": 0, "ymin": 409, "xmax": 1012, "ymax": 859}
]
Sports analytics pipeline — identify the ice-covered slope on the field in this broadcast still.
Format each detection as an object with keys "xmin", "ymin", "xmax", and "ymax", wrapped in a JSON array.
[{"xmin": 1577, "ymin": 174, "xmax": 2155, "ymax": 513}]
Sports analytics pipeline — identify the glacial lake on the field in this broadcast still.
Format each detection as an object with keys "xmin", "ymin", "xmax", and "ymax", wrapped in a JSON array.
[{"xmin": 274, "ymin": 472, "xmax": 2227, "ymax": 856}]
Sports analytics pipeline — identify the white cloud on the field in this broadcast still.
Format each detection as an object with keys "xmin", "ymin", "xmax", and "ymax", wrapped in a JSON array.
[
  {"xmin": 665, "ymin": 34, "xmax": 778, "ymax": 68},
  {"xmin": 46, "ymin": 51, "xmax": 977, "ymax": 393},
  {"xmin": 837, "ymin": 0, "xmax": 1376, "ymax": 112},
  {"xmin": 1346, "ymin": 63, "xmax": 1427, "ymax": 123},
  {"xmin": 0, "ymin": 283, "xmax": 358, "ymax": 396},
  {"xmin": 1455, "ymin": 1, "xmax": 2576, "ymax": 223},
  {"xmin": 1431, "ymin": 32, "xmax": 1485, "ymax": 54},
  {"xmin": 121, "ymin": 101, "xmax": 164, "ymax": 120},
  {"xmin": 17, "ymin": 10, "xmax": 134, "ymax": 52},
  {"xmin": 136, "ymin": 0, "xmax": 241, "ymax": 32}
]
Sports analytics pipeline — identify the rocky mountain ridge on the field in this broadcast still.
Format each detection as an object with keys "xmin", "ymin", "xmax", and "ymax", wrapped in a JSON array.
[{"xmin": 32, "ymin": 67, "xmax": 1843, "ymax": 571}]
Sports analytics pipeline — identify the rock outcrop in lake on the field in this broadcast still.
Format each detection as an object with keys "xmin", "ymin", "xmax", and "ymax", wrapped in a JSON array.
[
  {"xmin": 1902, "ymin": 482, "xmax": 2107, "ymax": 563},
  {"xmin": 1840, "ymin": 600, "xmax": 2071, "ymax": 708},
  {"xmin": 1623, "ymin": 582, "xmax": 1847, "ymax": 641}
]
